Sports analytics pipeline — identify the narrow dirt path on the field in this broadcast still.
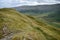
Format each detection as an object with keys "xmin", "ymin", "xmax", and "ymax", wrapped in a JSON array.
[{"xmin": 0, "ymin": 31, "xmax": 21, "ymax": 40}]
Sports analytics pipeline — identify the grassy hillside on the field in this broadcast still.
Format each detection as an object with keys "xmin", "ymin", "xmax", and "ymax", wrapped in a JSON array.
[
  {"xmin": 40, "ymin": 12, "xmax": 60, "ymax": 28},
  {"xmin": 0, "ymin": 8, "xmax": 60, "ymax": 40},
  {"xmin": 43, "ymin": 13, "xmax": 60, "ymax": 22},
  {"xmin": 35, "ymin": 10, "xmax": 60, "ymax": 28}
]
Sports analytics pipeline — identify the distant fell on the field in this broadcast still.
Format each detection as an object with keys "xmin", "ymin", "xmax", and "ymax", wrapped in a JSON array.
[{"xmin": 15, "ymin": 4, "xmax": 60, "ymax": 14}]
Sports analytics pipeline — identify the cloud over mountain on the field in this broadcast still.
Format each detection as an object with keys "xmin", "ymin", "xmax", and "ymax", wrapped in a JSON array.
[{"xmin": 0, "ymin": 0, "xmax": 60, "ymax": 8}]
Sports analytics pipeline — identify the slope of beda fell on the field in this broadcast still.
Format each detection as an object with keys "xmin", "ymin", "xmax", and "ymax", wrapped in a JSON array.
[{"xmin": 0, "ymin": 8, "xmax": 60, "ymax": 40}]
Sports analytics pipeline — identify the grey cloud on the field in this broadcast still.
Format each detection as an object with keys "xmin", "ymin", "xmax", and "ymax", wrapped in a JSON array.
[
  {"xmin": 0, "ymin": 0, "xmax": 60, "ymax": 8},
  {"xmin": 56, "ymin": 0, "xmax": 60, "ymax": 1}
]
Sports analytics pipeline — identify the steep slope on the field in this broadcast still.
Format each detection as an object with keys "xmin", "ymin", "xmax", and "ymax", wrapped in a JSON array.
[
  {"xmin": 43, "ymin": 13, "xmax": 60, "ymax": 22},
  {"xmin": 36, "ymin": 11, "xmax": 60, "ymax": 22},
  {"xmin": 0, "ymin": 8, "xmax": 60, "ymax": 40},
  {"xmin": 33, "ymin": 8, "xmax": 60, "ymax": 28}
]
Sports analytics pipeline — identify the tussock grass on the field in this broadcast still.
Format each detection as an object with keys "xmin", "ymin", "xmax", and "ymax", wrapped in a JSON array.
[{"xmin": 0, "ymin": 8, "xmax": 60, "ymax": 40}]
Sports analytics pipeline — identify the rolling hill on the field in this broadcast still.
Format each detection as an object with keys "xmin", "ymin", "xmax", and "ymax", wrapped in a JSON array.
[{"xmin": 0, "ymin": 8, "xmax": 60, "ymax": 40}]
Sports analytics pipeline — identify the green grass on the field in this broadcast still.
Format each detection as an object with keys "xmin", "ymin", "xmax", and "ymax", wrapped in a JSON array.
[{"xmin": 0, "ymin": 8, "xmax": 60, "ymax": 40}]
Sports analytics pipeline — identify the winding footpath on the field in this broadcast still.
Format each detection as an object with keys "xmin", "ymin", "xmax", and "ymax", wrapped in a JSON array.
[{"xmin": 0, "ymin": 32, "xmax": 21, "ymax": 40}]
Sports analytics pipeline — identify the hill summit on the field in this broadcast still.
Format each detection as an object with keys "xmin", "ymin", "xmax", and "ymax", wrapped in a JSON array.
[{"xmin": 0, "ymin": 8, "xmax": 60, "ymax": 40}]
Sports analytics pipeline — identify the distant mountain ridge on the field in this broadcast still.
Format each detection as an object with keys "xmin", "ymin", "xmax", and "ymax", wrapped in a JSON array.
[{"xmin": 15, "ymin": 4, "xmax": 60, "ymax": 14}]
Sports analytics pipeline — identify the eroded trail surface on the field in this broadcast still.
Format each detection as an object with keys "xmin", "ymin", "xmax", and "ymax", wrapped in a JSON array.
[{"xmin": 0, "ymin": 32, "xmax": 21, "ymax": 40}]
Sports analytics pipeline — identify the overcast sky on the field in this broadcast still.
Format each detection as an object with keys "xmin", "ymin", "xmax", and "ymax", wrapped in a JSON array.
[{"xmin": 0, "ymin": 0, "xmax": 60, "ymax": 8}]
